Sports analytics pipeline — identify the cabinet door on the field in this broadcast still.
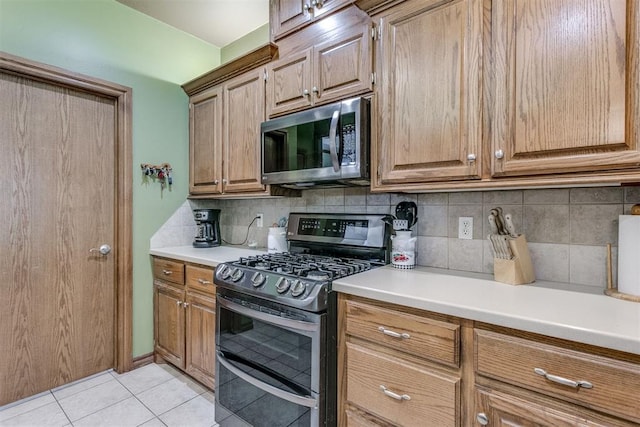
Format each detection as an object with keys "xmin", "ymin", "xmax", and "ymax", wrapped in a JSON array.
[
  {"xmin": 375, "ymin": 0, "xmax": 483, "ymax": 187},
  {"xmin": 270, "ymin": 0, "xmax": 353, "ymax": 40},
  {"xmin": 491, "ymin": 0, "xmax": 640, "ymax": 177},
  {"xmin": 189, "ymin": 86, "xmax": 223, "ymax": 195},
  {"xmin": 154, "ymin": 282, "xmax": 185, "ymax": 368},
  {"xmin": 223, "ymin": 69, "xmax": 267, "ymax": 193},
  {"xmin": 266, "ymin": 49, "xmax": 313, "ymax": 117},
  {"xmin": 313, "ymin": 22, "xmax": 373, "ymax": 105},
  {"xmin": 185, "ymin": 291, "xmax": 216, "ymax": 389},
  {"xmin": 476, "ymin": 387, "xmax": 635, "ymax": 427},
  {"xmin": 270, "ymin": 0, "xmax": 313, "ymax": 40}
]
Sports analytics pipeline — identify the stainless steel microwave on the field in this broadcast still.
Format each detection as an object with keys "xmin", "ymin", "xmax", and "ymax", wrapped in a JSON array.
[{"xmin": 261, "ymin": 97, "xmax": 370, "ymax": 188}]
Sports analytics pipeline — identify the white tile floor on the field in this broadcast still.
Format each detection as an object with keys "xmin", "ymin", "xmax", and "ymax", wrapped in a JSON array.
[{"xmin": 0, "ymin": 363, "xmax": 218, "ymax": 427}]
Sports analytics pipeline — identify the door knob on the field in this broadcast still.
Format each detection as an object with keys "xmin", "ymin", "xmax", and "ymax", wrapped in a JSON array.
[{"xmin": 89, "ymin": 244, "xmax": 111, "ymax": 255}]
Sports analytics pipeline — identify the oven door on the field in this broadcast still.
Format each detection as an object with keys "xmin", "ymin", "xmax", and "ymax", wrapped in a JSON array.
[{"xmin": 215, "ymin": 289, "xmax": 326, "ymax": 427}]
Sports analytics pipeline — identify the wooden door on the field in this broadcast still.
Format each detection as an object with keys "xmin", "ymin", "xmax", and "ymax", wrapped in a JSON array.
[
  {"xmin": 185, "ymin": 291, "xmax": 216, "ymax": 389},
  {"xmin": 491, "ymin": 0, "xmax": 640, "ymax": 177},
  {"xmin": 266, "ymin": 49, "xmax": 313, "ymax": 117},
  {"xmin": 190, "ymin": 86, "xmax": 223, "ymax": 195},
  {"xmin": 313, "ymin": 22, "xmax": 373, "ymax": 105},
  {"xmin": 223, "ymin": 69, "xmax": 267, "ymax": 194},
  {"xmin": 154, "ymin": 282, "xmax": 186, "ymax": 368},
  {"xmin": 0, "ymin": 67, "xmax": 124, "ymax": 405},
  {"xmin": 375, "ymin": 0, "xmax": 483, "ymax": 188}
]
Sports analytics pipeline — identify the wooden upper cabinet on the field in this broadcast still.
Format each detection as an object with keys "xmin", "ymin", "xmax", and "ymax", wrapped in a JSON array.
[
  {"xmin": 270, "ymin": 0, "xmax": 353, "ymax": 40},
  {"xmin": 374, "ymin": 0, "xmax": 483, "ymax": 187},
  {"xmin": 223, "ymin": 69, "xmax": 266, "ymax": 193},
  {"xmin": 189, "ymin": 87, "xmax": 223, "ymax": 195},
  {"xmin": 266, "ymin": 21, "xmax": 373, "ymax": 117},
  {"xmin": 491, "ymin": 0, "xmax": 640, "ymax": 177}
]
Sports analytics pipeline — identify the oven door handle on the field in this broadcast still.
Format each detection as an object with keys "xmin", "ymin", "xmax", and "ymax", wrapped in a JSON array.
[
  {"xmin": 217, "ymin": 351, "xmax": 318, "ymax": 409},
  {"xmin": 218, "ymin": 295, "xmax": 320, "ymax": 333}
]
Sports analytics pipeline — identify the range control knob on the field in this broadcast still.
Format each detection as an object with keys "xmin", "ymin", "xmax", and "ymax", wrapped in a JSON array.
[
  {"xmin": 291, "ymin": 281, "xmax": 307, "ymax": 297},
  {"xmin": 218, "ymin": 264, "xmax": 231, "ymax": 280},
  {"xmin": 230, "ymin": 268, "xmax": 244, "ymax": 282},
  {"xmin": 251, "ymin": 272, "xmax": 266, "ymax": 288},
  {"xmin": 276, "ymin": 277, "xmax": 291, "ymax": 294}
]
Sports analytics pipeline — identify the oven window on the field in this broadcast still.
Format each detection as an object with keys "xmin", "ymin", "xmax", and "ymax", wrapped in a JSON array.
[{"xmin": 217, "ymin": 304, "xmax": 313, "ymax": 391}]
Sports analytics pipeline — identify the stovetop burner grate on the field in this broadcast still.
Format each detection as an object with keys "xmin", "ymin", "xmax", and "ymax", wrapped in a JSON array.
[{"xmin": 233, "ymin": 253, "xmax": 373, "ymax": 281}]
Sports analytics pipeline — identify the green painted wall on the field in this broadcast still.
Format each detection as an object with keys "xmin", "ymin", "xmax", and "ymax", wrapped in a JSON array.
[
  {"xmin": 0, "ymin": 0, "xmax": 221, "ymax": 357},
  {"xmin": 221, "ymin": 23, "xmax": 270, "ymax": 64}
]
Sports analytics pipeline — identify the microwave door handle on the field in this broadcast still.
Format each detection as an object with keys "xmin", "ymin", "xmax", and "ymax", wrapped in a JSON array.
[{"xmin": 328, "ymin": 109, "xmax": 341, "ymax": 172}]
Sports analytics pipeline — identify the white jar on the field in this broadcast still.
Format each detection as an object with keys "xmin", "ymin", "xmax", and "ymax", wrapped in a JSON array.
[
  {"xmin": 267, "ymin": 227, "xmax": 288, "ymax": 253},
  {"xmin": 391, "ymin": 231, "xmax": 417, "ymax": 269}
]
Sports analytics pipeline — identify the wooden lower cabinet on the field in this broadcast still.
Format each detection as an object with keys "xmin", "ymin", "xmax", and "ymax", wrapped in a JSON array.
[
  {"xmin": 154, "ymin": 281, "xmax": 186, "ymax": 368},
  {"xmin": 338, "ymin": 293, "xmax": 640, "ymax": 426},
  {"xmin": 338, "ymin": 294, "xmax": 464, "ymax": 426},
  {"xmin": 475, "ymin": 386, "xmax": 638, "ymax": 427},
  {"xmin": 153, "ymin": 258, "xmax": 216, "ymax": 389}
]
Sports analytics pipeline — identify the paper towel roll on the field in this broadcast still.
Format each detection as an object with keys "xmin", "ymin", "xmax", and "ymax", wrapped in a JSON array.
[{"xmin": 618, "ymin": 215, "xmax": 640, "ymax": 297}]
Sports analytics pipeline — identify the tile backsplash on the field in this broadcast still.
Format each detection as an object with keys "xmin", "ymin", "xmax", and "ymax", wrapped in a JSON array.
[{"xmin": 153, "ymin": 186, "xmax": 640, "ymax": 292}]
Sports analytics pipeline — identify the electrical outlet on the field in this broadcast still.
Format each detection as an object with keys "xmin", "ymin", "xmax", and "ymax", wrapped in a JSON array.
[
  {"xmin": 256, "ymin": 213, "xmax": 264, "ymax": 228},
  {"xmin": 458, "ymin": 217, "xmax": 473, "ymax": 239}
]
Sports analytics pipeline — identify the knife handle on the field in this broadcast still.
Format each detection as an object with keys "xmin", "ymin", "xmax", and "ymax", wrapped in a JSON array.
[{"xmin": 504, "ymin": 214, "xmax": 517, "ymax": 237}]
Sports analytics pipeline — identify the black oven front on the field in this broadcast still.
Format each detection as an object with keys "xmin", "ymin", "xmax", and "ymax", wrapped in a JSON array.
[{"xmin": 215, "ymin": 287, "xmax": 336, "ymax": 427}]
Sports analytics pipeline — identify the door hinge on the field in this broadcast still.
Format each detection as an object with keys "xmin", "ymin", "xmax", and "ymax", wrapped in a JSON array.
[
  {"xmin": 263, "ymin": 71, "xmax": 268, "ymax": 81},
  {"xmin": 371, "ymin": 72, "xmax": 376, "ymax": 85},
  {"xmin": 371, "ymin": 26, "xmax": 377, "ymax": 40}
]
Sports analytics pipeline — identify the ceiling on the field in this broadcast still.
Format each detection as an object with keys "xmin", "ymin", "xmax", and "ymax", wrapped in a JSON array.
[{"xmin": 115, "ymin": 0, "xmax": 269, "ymax": 48}]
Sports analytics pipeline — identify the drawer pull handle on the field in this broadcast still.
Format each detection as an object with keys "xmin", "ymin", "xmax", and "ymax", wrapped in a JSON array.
[
  {"xmin": 533, "ymin": 368, "xmax": 593, "ymax": 389},
  {"xmin": 197, "ymin": 279, "xmax": 212, "ymax": 285},
  {"xmin": 378, "ymin": 326, "xmax": 410, "ymax": 340},
  {"xmin": 162, "ymin": 270, "xmax": 172, "ymax": 275},
  {"xmin": 380, "ymin": 385, "xmax": 410, "ymax": 401}
]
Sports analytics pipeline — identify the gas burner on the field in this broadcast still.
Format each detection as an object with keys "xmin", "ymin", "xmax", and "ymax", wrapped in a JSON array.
[
  {"xmin": 254, "ymin": 262, "xmax": 270, "ymax": 270},
  {"xmin": 305, "ymin": 270, "xmax": 332, "ymax": 281}
]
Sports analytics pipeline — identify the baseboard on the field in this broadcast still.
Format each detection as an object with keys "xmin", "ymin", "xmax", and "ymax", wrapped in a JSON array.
[{"xmin": 131, "ymin": 352, "xmax": 154, "ymax": 369}]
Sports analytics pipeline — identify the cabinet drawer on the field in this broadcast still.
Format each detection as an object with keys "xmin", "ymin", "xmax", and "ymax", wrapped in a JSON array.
[
  {"xmin": 345, "ymin": 300, "xmax": 460, "ymax": 367},
  {"xmin": 346, "ymin": 342, "xmax": 459, "ymax": 426},
  {"xmin": 475, "ymin": 329, "xmax": 640, "ymax": 422},
  {"xmin": 153, "ymin": 258, "xmax": 185, "ymax": 285},
  {"xmin": 186, "ymin": 265, "xmax": 215, "ymax": 295}
]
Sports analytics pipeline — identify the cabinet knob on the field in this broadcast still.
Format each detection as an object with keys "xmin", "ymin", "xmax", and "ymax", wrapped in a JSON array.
[
  {"xmin": 467, "ymin": 153, "xmax": 476, "ymax": 162},
  {"xmin": 182, "ymin": 302, "xmax": 189, "ymax": 308},
  {"xmin": 304, "ymin": 3, "xmax": 313, "ymax": 12},
  {"xmin": 222, "ymin": 178, "xmax": 227, "ymax": 184},
  {"xmin": 213, "ymin": 179, "xmax": 219, "ymax": 185},
  {"xmin": 312, "ymin": 0, "xmax": 323, "ymax": 7},
  {"xmin": 197, "ymin": 279, "xmax": 212, "ymax": 285},
  {"xmin": 176, "ymin": 300, "xmax": 182, "ymax": 306},
  {"xmin": 162, "ymin": 270, "xmax": 173, "ymax": 276},
  {"xmin": 495, "ymin": 149, "xmax": 504, "ymax": 159},
  {"xmin": 303, "ymin": 89, "xmax": 310, "ymax": 97},
  {"xmin": 312, "ymin": 86, "xmax": 319, "ymax": 94},
  {"xmin": 476, "ymin": 413, "xmax": 489, "ymax": 425}
]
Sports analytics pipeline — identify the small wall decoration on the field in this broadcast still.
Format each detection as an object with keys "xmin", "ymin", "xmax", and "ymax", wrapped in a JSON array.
[{"xmin": 141, "ymin": 163, "xmax": 173, "ymax": 191}]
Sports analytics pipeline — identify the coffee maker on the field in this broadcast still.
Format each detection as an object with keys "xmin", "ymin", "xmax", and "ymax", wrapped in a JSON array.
[{"xmin": 193, "ymin": 209, "xmax": 221, "ymax": 248}]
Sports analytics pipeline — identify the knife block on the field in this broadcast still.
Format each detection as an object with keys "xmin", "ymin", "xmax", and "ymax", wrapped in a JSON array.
[{"xmin": 493, "ymin": 235, "xmax": 535, "ymax": 285}]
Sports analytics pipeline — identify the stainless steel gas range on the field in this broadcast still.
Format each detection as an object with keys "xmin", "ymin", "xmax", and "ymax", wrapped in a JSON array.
[{"xmin": 213, "ymin": 213, "xmax": 391, "ymax": 427}]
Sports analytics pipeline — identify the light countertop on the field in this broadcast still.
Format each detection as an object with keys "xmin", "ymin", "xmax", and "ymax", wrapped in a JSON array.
[
  {"xmin": 333, "ymin": 266, "xmax": 640, "ymax": 356},
  {"xmin": 150, "ymin": 247, "xmax": 640, "ymax": 356},
  {"xmin": 150, "ymin": 245, "xmax": 267, "ymax": 267}
]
